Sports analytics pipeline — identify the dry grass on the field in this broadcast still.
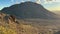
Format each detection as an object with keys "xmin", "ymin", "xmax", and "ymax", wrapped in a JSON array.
[
  {"xmin": 0, "ymin": 26, "xmax": 17, "ymax": 34},
  {"xmin": 0, "ymin": 12, "xmax": 59, "ymax": 34}
]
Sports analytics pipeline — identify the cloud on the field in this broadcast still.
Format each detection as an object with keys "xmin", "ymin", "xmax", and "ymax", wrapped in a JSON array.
[
  {"xmin": 44, "ymin": 0, "xmax": 60, "ymax": 4},
  {"xmin": 54, "ymin": 0, "xmax": 60, "ymax": 2},
  {"xmin": 21, "ymin": 0, "xmax": 25, "ymax": 2},
  {"xmin": 44, "ymin": 0, "xmax": 53, "ymax": 4},
  {"xmin": 27, "ymin": 0, "xmax": 30, "ymax": 1},
  {"xmin": 36, "ymin": 0, "xmax": 41, "ymax": 4}
]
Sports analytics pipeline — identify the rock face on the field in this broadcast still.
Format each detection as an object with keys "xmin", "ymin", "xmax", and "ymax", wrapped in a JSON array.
[{"xmin": 1, "ymin": 2, "xmax": 56, "ymax": 19}]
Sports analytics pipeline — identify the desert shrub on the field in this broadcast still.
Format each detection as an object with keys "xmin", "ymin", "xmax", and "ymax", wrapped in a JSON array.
[{"xmin": 0, "ymin": 26, "xmax": 17, "ymax": 34}]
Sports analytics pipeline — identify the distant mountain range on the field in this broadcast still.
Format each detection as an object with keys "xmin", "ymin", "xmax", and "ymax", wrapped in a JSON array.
[{"xmin": 1, "ymin": 2, "xmax": 56, "ymax": 19}]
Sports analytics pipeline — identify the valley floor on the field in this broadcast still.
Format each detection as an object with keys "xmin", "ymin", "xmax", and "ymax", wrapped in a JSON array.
[{"xmin": 0, "ymin": 17, "xmax": 60, "ymax": 34}]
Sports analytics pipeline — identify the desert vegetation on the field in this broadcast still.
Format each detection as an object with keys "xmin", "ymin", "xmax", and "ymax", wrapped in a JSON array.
[
  {"xmin": 0, "ymin": 12, "xmax": 39, "ymax": 34},
  {"xmin": 0, "ymin": 12, "xmax": 60, "ymax": 34},
  {"xmin": 0, "ymin": 26, "xmax": 17, "ymax": 34}
]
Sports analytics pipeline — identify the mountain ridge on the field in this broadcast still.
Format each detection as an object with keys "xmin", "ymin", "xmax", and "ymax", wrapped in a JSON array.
[{"xmin": 1, "ymin": 1, "xmax": 56, "ymax": 19}]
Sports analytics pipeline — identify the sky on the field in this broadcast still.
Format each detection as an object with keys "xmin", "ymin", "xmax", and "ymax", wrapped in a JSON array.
[{"xmin": 0, "ymin": 0, "xmax": 60, "ymax": 11}]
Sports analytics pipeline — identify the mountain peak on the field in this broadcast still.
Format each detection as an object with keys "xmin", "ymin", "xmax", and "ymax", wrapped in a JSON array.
[{"xmin": 1, "ymin": 2, "xmax": 56, "ymax": 19}]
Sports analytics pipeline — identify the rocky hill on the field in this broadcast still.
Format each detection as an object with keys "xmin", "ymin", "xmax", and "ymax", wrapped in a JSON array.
[{"xmin": 1, "ymin": 2, "xmax": 56, "ymax": 19}]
